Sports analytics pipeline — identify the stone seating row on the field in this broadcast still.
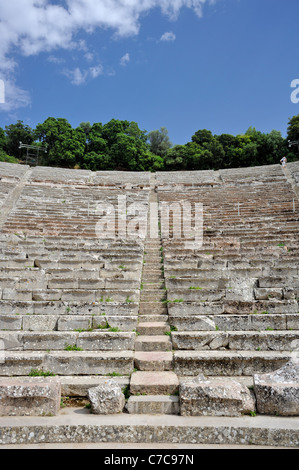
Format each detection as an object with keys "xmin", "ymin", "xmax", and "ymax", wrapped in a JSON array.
[
  {"xmin": 0, "ymin": 312, "xmax": 138, "ymax": 332},
  {"xmin": 29, "ymin": 167, "xmax": 151, "ymax": 188},
  {"xmin": 0, "ymin": 163, "xmax": 29, "ymax": 181}
]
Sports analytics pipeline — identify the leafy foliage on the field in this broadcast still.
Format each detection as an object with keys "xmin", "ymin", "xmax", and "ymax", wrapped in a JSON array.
[{"xmin": 1, "ymin": 114, "xmax": 298, "ymax": 171}]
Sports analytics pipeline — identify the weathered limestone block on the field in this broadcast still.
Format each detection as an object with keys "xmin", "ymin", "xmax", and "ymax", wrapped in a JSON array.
[
  {"xmin": 87, "ymin": 379, "xmax": 125, "ymax": 415},
  {"xmin": 0, "ymin": 377, "xmax": 61, "ymax": 416},
  {"xmin": 57, "ymin": 316, "xmax": 92, "ymax": 331},
  {"xmin": 254, "ymin": 288, "xmax": 283, "ymax": 300},
  {"xmin": 0, "ymin": 332, "xmax": 22, "ymax": 350},
  {"xmin": 283, "ymin": 288, "xmax": 295, "ymax": 300},
  {"xmin": 180, "ymin": 374, "xmax": 256, "ymax": 417},
  {"xmin": 253, "ymin": 359, "xmax": 299, "ymax": 416},
  {"xmin": 0, "ymin": 315, "xmax": 22, "ymax": 331},
  {"xmin": 76, "ymin": 332, "xmax": 135, "ymax": 351},
  {"xmin": 22, "ymin": 315, "xmax": 58, "ymax": 332},
  {"xmin": 226, "ymin": 279, "xmax": 256, "ymax": 301},
  {"xmin": 169, "ymin": 316, "xmax": 216, "ymax": 332},
  {"xmin": 2, "ymin": 289, "xmax": 32, "ymax": 301},
  {"xmin": 32, "ymin": 290, "xmax": 62, "ymax": 301}
]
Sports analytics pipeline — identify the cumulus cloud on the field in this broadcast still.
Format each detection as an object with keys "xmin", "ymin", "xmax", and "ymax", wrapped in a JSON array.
[
  {"xmin": 120, "ymin": 53, "xmax": 130, "ymax": 67},
  {"xmin": 0, "ymin": 0, "xmax": 216, "ymax": 109},
  {"xmin": 160, "ymin": 32, "xmax": 176, "ymax": 42}
]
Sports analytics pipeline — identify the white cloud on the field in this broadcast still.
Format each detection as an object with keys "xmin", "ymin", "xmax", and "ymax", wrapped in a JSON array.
[
  {"xmin": 120, "ymin": 53, "xmax": 130, "ymax": 67},
  {"xmin": 0, "ymin": 0, "xmax": 216, "ymax": 109},
  {"xmin": 47, "ymin": 55, "xmax": 65, "ymax": 64},
  {"xmin": 89, "ymin": 64, "xmax": 104, "ymax": 78},
  {"xmin": 0, "ymin": 77, "xmax": 31, "ymax": 112},
  {"xmin": 63, "ymin": 64, "xmax": 104, "ymax": 85},
  {"xmin": 84, "ymin": 52, "xmax": 94, "ymax": 62},
  {"xmin": 160, "ymin": 31, "xmax": 176, "ymax": 42},
  {"xmin": 63, "ymin": 67, "xmax": 88, "ymax": 86}
]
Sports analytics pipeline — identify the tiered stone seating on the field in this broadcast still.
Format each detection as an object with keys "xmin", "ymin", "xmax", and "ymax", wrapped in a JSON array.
[
  {"xmin": 0, "ymin": 165, "xmax": 150, "ymax": 383},
  {"xmin": 288, "ymin": 161, "xmax": 299, "ymax": 186},
  {"xmin": 0, "ymin": 163, "xmax": 30, "ymax": 210},
  {"xmin": 157, "ymin": 165, "xmax": 299, "ymax": 380},
  {"xmin": 0, "ymin": 162, "xmax": 299, "ymax": 445}
]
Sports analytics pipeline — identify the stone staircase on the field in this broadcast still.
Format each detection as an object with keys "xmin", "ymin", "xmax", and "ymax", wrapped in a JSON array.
[{"xmin": 128, "ymin": 175, "xmax": 180, "ymax": 414}]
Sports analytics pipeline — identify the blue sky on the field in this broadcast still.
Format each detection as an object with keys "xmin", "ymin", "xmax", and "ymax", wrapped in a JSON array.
[{"xmin": 0, "ymin": 0, "xmax": 298, "ymax": 145}]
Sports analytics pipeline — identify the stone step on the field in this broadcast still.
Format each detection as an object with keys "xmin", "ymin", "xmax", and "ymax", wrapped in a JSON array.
[
  {"xmin": 141, "ymin": 282, "xmax": 165, "ymax": 290},
  {"xmin": 137, "ymin": 322, "xmax": 170, "ymax": 336},
  {"xmin": 0, "ymin": 410, "xmax": 298, "ymax": 446},
  {"xmin": 0, "ymin": 331, "xmax": 136, "ymax": 351},
  {"xmin": 144, "ymin": 254, "xmax": 163, "ymax": 261},
  {"xmin": 168, "ymin": 300, "xmax": 299, "ymax": 315},
  {"xmin": 138, "ymin": 314, "xmax": 169, "ymax": 323},
  {"xmin": 0, "ymin": 351, "xmax": 134, "ymax": 376},
  {"xmin": 126, "ymin": 395, "xmax": 179, "ymax": 415},
  {"xmin": 173, "ymin": 350, "xmax": 293, "ymax": 377},
  {"xmin": 134, "ymin": 351, "xmax": 173, "ymax": 371},
  {"xmin": 171, "ymin": 330, "xmax": 299, "ymax": 351},
  {"xmin": 140, "ymin": 292, "xmax": 166, "ymax": 301},
  {"xmin": 169, "ymin": 314, "xmax": 299, "ymax": 332},
  {"xmin": 139, "ymin": 302, "xmax": 168, "ymax": 314},
  {"xmin": 142, "ymin": 271, "xmax": 164, "ymax": 280},
  {"xmin": 135, "ymin": 335, "xmax": 172, "ymax": 351},
  {"xmin": 0, "ymin": 300, "xmax": 139, "ymax": 316},
  {"xmin": 5, "ymin": 314, "xmax": 138, "ymax": 333},
  {"xmin": 130, "ymin": 371, "xmax": 179, "ymax": 395}
]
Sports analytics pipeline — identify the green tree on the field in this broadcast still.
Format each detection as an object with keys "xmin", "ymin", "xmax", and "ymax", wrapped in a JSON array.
[
  {"xmin": 79, "ymin": 121, "xmax": 92, "ymax": 138},
  {"xmin": 5, "ymin": 120, "xmax": 34, "ymax": 158},
  {"xmin": 35, "ymin": 117, "xmax": 72, "ymax": 153},
  {"xmin": 0, "ymin": 127, "xmax": 6, "ymax": 150},
  {"xmin": 148, "ymin": 127, "xmax": 172, "ymax": 157},
  {"xmin": 35, "ymin": 117, "xmax": 85, "ymax": 167},
  {"xmin": 287, "ymin": 115, "xmax": 299, "ymax": 157},
  {"xmin": 191, "ymin": 129, "xmax": 214, "ymax": 146}
]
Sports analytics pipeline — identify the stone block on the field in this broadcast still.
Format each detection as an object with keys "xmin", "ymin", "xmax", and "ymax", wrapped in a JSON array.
[
  {"xmin": 0, "ymin": 332, "xmax": 22, "ymax": 350},
  {"xmin": 0, "ymin": 377, "xmax": 61, "ymax": 416},
  {"xmin": 61, "ymin": 290, "xmax": 96, "ymax": 302},
  {"xmin": 76, "ymin": 332, "xmax": 135, "ymax": 351},
  {"xmin": 130, "ymin": 371, "xmax": 179, "ymax": 395},
  {"xmin": 32, "ymin": 290, "xmax": 62, "ymax": 301},
  {"xmin": 22, "ymin": 315, "xmax": 58, "ymax": 332},
  {"xmin": 283, "ymin": 288, "xmax": 295, "ymax": 300},
  {"xmin": 0, "ymin": 315, "xmax": 22, "ymax": 331},
  {"xmin": 169, "ymin": 316, "xmax": 216, "ymax": 331},
  {"xmin": 48, "ymin": 278, "xmax": 78, "ymax": 289},
  {"xmin": 254, "ymin": 288, "xmax": 283, "ymax": 300},
  {"xmin": 253, "ymin": 359, "xmax": 299, "ymax": 416},
  {"xmin": 57, "ymin": 316, "xmax": 92, "ymax": 332},
  {"xmin": 22, "ymin": 332, "xmax": 77, "ymax": 350},
  {"xmin": 87, "ymin": 379, "xmax": 125, "ymax": 414},
  {"xmin": 2, "ymin": 289, "xmax": 32, "ymax": 301},
  {"xmin": 180, "ymin": 375, "xmax": 256, "ymax": 417},
  {"xmin": 43, "ymin": 351, "xmax": 134, "ymax": 376},
  {"xmin": 127, "ymin": 395, "xmax": 180, "ymax": 415}
]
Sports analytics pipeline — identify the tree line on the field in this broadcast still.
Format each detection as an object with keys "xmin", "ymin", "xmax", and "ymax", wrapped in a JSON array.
[{"xmin": 0, "ymin": 115, "xmax": 298, "ymax": 171}]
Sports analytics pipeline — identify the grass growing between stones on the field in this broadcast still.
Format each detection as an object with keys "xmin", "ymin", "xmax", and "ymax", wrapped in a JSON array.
[
  {"xmin": 29, "ymin": 369, "xmax": 56, "ymax": 377},
  {"xmin": 64, "ymin": 344, "xmax": 83, "ymax": 351}
]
